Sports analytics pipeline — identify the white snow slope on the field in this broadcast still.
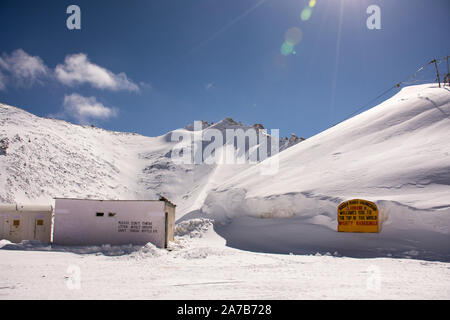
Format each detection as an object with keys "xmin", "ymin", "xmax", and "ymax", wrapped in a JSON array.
[{"xmin": 201, "ymin": 84, "xmax": 450, "ymax": 261}]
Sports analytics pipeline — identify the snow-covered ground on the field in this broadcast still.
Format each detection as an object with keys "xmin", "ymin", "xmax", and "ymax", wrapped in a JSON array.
[
  {"xmin": 0, "ymin": 83, "xmax": 449, "ymax": 299},
  {"xmin": 1, "ymin": 221, "xmax": 449, "ymax": 300}
]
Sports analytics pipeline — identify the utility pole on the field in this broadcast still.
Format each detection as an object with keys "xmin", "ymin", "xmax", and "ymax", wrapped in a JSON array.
[
  {"xmin": 445, "ymin": 56, "xmax": 449, "ymax": 86},
  {"xmin": 431, "ymin": 59, "xmax": 441, "ymax": 88}
]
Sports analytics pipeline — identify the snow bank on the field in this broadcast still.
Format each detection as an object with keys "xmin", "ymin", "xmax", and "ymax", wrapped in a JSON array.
[
  {"xmin": 0, "ymin": 239, "xmax": 162, "ymax": 257},
  {"xmin": 174, "ymin": 218, "xmax": 214, "ymax": 238}
]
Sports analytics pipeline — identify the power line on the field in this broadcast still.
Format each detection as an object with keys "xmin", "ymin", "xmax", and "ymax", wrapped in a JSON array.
[
  {"xmin": 329, "ymin": 83, "xmax": 400, "ymax": 129},
  {"xmin": 328, "ymin": 55, "xmax": 449, "ymax": 130}
]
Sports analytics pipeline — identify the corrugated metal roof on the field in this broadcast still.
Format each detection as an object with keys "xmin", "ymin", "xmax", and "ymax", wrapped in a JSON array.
[
  {"xmin": 0, "ymin": 204, "xmax": 52, "ymax": 212},
  {"xmin": 0, "ymin": 204, "xmax": 17, "ymax": 211}
]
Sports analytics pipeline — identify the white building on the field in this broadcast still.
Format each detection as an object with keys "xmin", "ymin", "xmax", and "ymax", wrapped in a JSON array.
[
  {"xmin": 0, "ymin": 204, "xmax": 53, "ymax": 243},
  {"xmin": 53, "ymin": 198, "xmax": 176, "ymax": 248}
]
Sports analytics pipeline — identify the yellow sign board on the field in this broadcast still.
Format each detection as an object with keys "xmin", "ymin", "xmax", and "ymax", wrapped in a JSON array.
[{"xmin": 337, "ymin": 199, "xmax": 379, "ymax": 233}]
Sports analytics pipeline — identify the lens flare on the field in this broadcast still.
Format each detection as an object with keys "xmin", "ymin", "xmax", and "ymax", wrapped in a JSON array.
[
  {"xmin": 285, "ymin": 27, "xmax": 303, "ymax": 45},
  {"xmin": 309, "ymin": 0, "xmax": 316, "ymax": 8},
  {"xmin": 301, "ymin": 7, "xmax": 313, "ymax": 21},
  {"xmin": 280, "ymin": 41, "xmax": 295, "ymax": 56}
]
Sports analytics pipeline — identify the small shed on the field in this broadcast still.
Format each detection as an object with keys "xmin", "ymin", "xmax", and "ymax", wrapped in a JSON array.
[
  {"xmin": 0, "ymin": 204, "xmax": 53, "ymax": 243},
  {"xmin": 53, "ymin": 197, "xmax": 176, "ymax": 248}
]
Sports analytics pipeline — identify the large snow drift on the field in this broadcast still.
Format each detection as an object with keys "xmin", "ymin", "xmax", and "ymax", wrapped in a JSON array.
[{"xmin": 201, "ymin": 84, "xmax": 450, "ymax": 260}]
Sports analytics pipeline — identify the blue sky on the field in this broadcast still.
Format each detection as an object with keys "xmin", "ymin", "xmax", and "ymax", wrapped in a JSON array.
[{"xmin": 0, "ymin": 0, "xmax": 449, "ymax": 138}]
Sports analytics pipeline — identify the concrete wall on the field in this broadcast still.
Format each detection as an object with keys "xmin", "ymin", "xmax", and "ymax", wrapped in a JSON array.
[
  {"xmin": 165, "ymin": 202, "xmax": 176, "ymax": 243},
  {"xmin": 0, "ymin": 204, "xmax": 52, "ymax": 243},
  {"xmin": 53, "ymin": 199, "xmax": 169, "ymax": 247}
]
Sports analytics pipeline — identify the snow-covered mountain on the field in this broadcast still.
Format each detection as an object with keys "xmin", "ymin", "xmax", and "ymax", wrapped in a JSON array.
[{"xmin": 0, "ymin": 104, "xmax": 300, "ymax": 214}]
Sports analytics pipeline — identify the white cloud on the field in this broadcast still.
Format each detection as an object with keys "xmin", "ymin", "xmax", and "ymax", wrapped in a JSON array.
[
  {"xmin": 55, "ymin": 53, "xmax": 139, "ymax": 92},
  {"xmin": 0, "ymin": 71, "xmax": 6, "ymax": 91},
  {"xmin": 139, "ymin": 81, "xmax": 152, "ymax": 90},
  {"xmin": 0, "ymin": 49, "xmax": 49, "ymax": 87},
  {"xmin": 62, "ymin": 93, "xmax": 118, "ymax": 123},
  {"xmin": 0, "ymin": 50, "xmax": 141, "ymax": 93}
]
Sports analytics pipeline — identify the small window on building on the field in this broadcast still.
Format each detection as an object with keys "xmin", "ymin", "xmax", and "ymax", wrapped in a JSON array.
[
  {"xmin": 108, "ymin": 212, "xmax": 116, "ymax": 217},
  {"xmin": 13, "ymin": 220, "xmax": 20, "ymax": 226},
  {"xmin": 36, "ymin": 219, "xmax": 44, "ymax": 226},
  {"xmin": 96, "ymin": 212, "xmax": 104, "ymax": 217}
]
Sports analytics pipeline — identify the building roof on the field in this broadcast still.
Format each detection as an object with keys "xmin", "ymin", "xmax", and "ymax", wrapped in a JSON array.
[
  {"xmin": 159, "ymin": 196, "xmax": 176, "ymax": 207},
  {"xmin": 0, "ymin": 204, "xmax": 53, "ymax": 212},
  {"xmin": 53, "ymin": 197, "xmax": 176, "ymax": 207},
  {"xmin": 0, "ymin": 204, "xmax": 16, "ymax": 211}
]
